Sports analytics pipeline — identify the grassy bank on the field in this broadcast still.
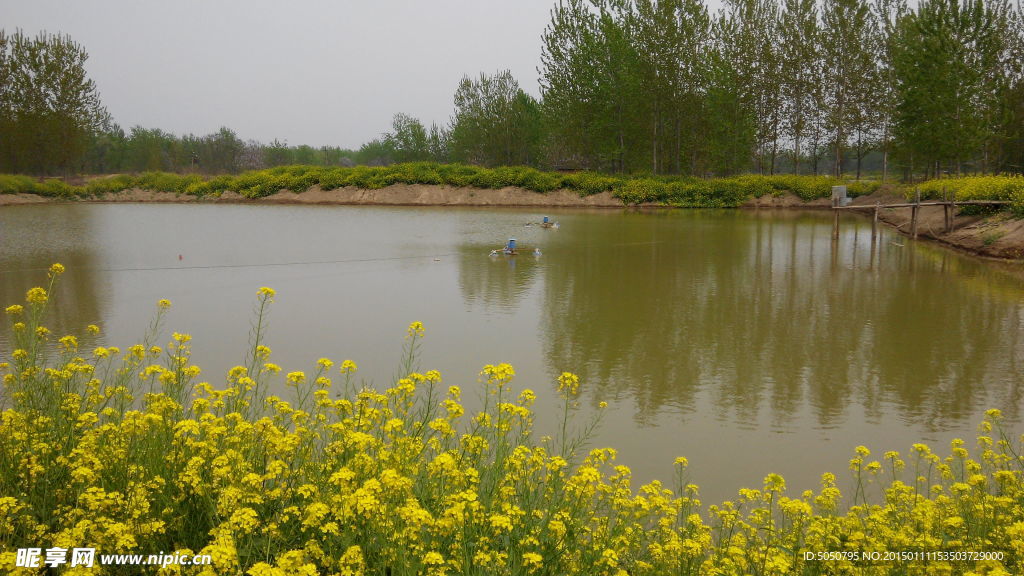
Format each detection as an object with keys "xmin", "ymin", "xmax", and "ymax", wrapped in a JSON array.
[
  {"xmin": 1, "ymin": 267, "xmax": 1022, "ymax": 575},
  {"xmin": 0, "ymin": 164, "xmax": 885, "ymax": 208},
  {"xmin": 5, "ymin": 166, "xmax": 1024, "ymax": 212}
]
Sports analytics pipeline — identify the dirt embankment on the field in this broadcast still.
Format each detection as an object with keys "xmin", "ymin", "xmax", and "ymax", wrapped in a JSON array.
[
  {"xmin": 740, "ymin": 191, "xmax": 1024, "ymax": 259},
  {"xmin": 58, "ymin": 185, "xmax": 624, "ymax": 208},
  {"xmin": 841, "ymin": 193, "xmax": 1024, "ymax": 259},
  {"xmin": 4, "ymin": 185, "xmax": 1024, "ymax": 260},
  {"xmin": 0, "ymin": 193, "xmax": 51, "ymax": 205}
]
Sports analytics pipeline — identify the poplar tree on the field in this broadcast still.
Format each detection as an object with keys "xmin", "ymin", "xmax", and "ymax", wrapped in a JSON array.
[
  {"xmin": 820, "ymin": 0, "xmax": 879, "ymax": 177},
  {"xmin": 539, "ymin": 0, "xmax": 599, "ymax": 169},
  {"xmin": 778, "ymin": 0, "xmax": 821, "ymax": 173},
  {"xmin": 705, "ymin": 12, "xmax": 758, "ymax": 174},
  {"xmin": 1004, "ymin": 5, "xmax": 1024, "ymax": 171},
  {"xmin": 449, "ymin": 71, "xmax": 542, "ymax": 167},
  {"xmin": 631, "ymin": 0, "xmax": 711, "ymax": 174},
  {"xmin": 385, "ymin": 113, "xmax": 431, "ymax": 163},
  {"xmin": 714, "ymin": 0, "xmax": 783, "ymax": 174},
  {"xmin": 0, "ymin": 30, "xmax": 109, "ymax": 176},
  {"xmin": 427, "ymin": 123, "xmax": 451, "ymax": 163},
  {"xmin": 872, "ymin": 0, "xmax": 908, "ymax": 180},
  {"xmin": 892, "ymin": 0, "xmax": 1017, "ymax": 176},
  {"xmin": 540, "ymin": 0, "xmax": 646, "ymax": 172}
]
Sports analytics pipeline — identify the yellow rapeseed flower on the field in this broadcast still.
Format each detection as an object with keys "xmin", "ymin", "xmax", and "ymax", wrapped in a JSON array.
[
  {"xmin": 557, "ymin": 371, "xmax": 580, "ymax": 394},
  {"xmin": 246, "ymin": 562, "xmax": 282, "ymax": 576},
  {"xmin": 482, "ymin": 363, "xmax": 515, "ymax": 383},
  {"xmin": 257, "ymin": 286, "xmax": 276, "ymax": 299},
  {"xmin": 5, "ymin": 304, "xmax": 23, "ymax": 315},
  {"xmin": 157, "ymin": 299, "xmax": 172, "ymax": 309},
  {"xmin": 407, "ymin": 321, "xmax": 425, "ymax": 338},
  {"xmin": 522, "ymin": 552, "xmax": 543, "ymax": 570},
  {"xmin": 519, "ymin": 389, "xmax": 536, "ymax": 404},
  {"xmin": 25, "ymin": 287, "xmax": 48, "ymax": 305},
  {"xmin": 339, "ymin": 545, "xmax": 365, "ymax": 571},
  {"xmin": 490, "ymin": 514, "xmax": 513, "ymax": 532},
  {"xmin": 764, "ymin": 473, "xmax": 786, "ymax": 492}
]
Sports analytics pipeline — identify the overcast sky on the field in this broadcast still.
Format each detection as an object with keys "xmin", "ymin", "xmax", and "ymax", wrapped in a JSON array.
[{"xmin": 2, "ymin": 0, "xmax": 564, "ymax": 149}]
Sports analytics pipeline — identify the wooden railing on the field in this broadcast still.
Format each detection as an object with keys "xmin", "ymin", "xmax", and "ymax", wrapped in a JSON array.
[{"xmin": 831, "ymin": 189, "xmax": 1010, "ymax": 240}]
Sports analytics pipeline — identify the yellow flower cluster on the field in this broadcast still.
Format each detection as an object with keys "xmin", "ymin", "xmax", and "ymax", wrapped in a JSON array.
[
  {"xmin": 557, "ymin": 371, "xmax": 580, "ymax": 395},
  {"xmin": 1, "ymin": 273, "xmax": 1023, "ymax": 575},
  {"xmin": 916, "ymin": 174, "xmax": 1024, "ymax": 204},
  {"xmin": 407, "ymin": 321, "xmax": 425, "ymax": 339}
]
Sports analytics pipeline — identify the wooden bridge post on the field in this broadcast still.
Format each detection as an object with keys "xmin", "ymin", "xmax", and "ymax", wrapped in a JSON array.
[
  {"xmin": 941, "ymin": 185, "xmax": 949, "ymax": 233},
  {"xmin": 831, "ymin": 185, "xmax": 846, "ymax": 240},
  {"xmin": 872, "ymin": 202, "xmax": 879, "ymax": 240},
  {"xmin": 911, "ymin": 187, "xmax": 920, "ymax": 239},
  {"xmin": 832, "ymin": 200, "xmax": 840, "ymax": 240}
]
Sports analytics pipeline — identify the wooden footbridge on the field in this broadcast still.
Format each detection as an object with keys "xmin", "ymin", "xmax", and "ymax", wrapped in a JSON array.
[{"xmin": 829, "ymin": 186, "xmax": 1011, "ymax": 240}]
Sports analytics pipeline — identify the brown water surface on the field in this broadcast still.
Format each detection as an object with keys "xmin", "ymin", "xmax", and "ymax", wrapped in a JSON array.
[{"xmin": 2, "ymin": 203, "xmax": 1022, "ymax": 504}]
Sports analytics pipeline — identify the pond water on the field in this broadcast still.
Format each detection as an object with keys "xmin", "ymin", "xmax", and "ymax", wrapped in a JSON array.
[{"xmin": 2, "ymin": 203, "xmax": 1022, "ymax": 505}]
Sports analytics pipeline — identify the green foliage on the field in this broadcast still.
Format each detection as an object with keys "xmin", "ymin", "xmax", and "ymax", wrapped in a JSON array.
[
  {"xmin": 0, "ymin": 30, "xmax": 110, "ymax": 176},
  {"xmin": 181, "ymin": 174, "xmax": 234, "ymax": 197},
  {"xmin": 916, "ymin": 176, "xmax": 1024, "ymax": 202},
  {"xmin": 0, "ymin": 174, "xmax": 40, "ymax": 195},
  {"xmin": 890, "ymin": 0, "xmax": 1018, "ymax": 176},
  {"xmin": 540, "ymin": 0, "xmax": 717, "ymax": 174},
  {"xmin": 0, "ymin": 165, "xmax": 899, "ymax": 208},
  {"xmin": 449, "ymin": 71, "xmax": 543, "ymax": 167},
  {"xmin": 820, "ymin": 0, "xmax": 880, "ymax": 178},
  {"xmin": 960, "ymin": 204, "xmax": 1005, "ymax": 217},
  {"xmin": 0, "ymin": 174, "xmax": 79, "ymax": 197},
  {"xmin": 611, "ymin": 173, "xmax": 853, "ymax": 206},
  {"xmin": 83, "ymin": 174, "xmax": 134, "ymax": 196},
  {"xmin": 731, "ymin": 175, "xmax": 778, "ymax": 198},
  {"xmin": 559, "ymin": 172, "xmax": 619, "ymax": 196},
  {"xmin": 435, "ymin": 163, "xmax": 484, "ymax": 188},
  {"xmin": 132, "ymin": 171, "xmax": 189, "ymax": 194},
  {"xmin": 613, "ymin": 175, "xmax": 761, "ymax": 207},
  {"xmin": 37, "ymin": 179, "xmax": 77, "ymax": 198},
  {"xmin": 845, "ymin": 179, "xmax": 882, "ymax": 197},
  {"xmin": 8, "ymin": 0, "xmax": 1024, "ymax": 183},
  {"xmin": 615, "ymin": 179, "xmax": 669, "ymax": 204},
  {"xmin": 385, "ymin": 113, "xmax": 434, "ymax": 163},
  {"xmin": 914, "ymin": 175, "xmax": 1024, "ymax": 214},
  {"xmin": 232, "ymin": 171, "xmax": 290, "ymax": 199}
]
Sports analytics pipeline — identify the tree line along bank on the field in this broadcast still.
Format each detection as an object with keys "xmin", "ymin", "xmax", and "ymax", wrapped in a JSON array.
[{"xmin": 1, "ymin": 0, "xmax": 1022, "ymax": 181}]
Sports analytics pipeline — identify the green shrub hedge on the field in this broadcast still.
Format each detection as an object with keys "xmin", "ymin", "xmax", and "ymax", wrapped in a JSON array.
[{"xmin": 7, "ymin": 165, "xmax": 1012, "ymax": 212}]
